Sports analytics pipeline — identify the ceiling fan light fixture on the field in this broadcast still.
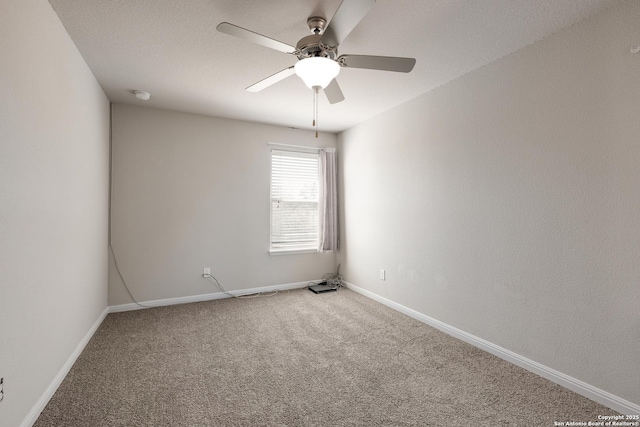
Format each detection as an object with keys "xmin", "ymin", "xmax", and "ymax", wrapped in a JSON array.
[{"xmin": 294, "ymin": 57, "xmax": 340, "ymax": 89}]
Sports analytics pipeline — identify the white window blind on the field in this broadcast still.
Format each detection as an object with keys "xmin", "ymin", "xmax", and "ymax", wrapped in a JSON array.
[{"xmin": 270, "ymin": 150, "xmax": 319, "ymax": 252}]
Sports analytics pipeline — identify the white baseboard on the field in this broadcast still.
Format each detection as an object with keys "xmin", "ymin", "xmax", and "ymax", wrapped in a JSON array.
[
  {"xmin": 109, "ymin": 280, "xmax": 313, "ymax": 313},
  {"xmin": 21, "ymin": 307, "xmax": 109, "ymax": 427},
  {"xmin": 344, "ymin": 281, "xmax": 640, "ymax": 415}
]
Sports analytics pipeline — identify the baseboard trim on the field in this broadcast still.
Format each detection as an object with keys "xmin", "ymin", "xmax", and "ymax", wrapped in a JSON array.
[
  {"xmin": 21, "ymin": 306, "xmax": 109, "ymax": 427},
  {"xmin": 108, "ymin": 280, "xmax": 313, "ymax": 313},
  {"xmin": 344, "ymin": 281, "xmax": 640, "ymax": 415}
]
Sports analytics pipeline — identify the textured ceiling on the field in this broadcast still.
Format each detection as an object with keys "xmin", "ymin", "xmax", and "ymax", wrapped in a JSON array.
[{"xmin": 48, "ymin": 0, "xmax": 619, "ymax": 133}]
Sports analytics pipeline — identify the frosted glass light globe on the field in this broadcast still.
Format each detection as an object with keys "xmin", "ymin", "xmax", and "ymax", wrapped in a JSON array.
[{"xmin": 294, "ymin": 57, "xmax": 340, "ymax": 89}]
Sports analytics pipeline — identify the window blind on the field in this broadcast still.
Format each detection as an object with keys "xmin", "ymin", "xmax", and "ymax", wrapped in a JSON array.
[{"xmin": 270, "ymin": 150, "xmax": 319, "ymax": 251}]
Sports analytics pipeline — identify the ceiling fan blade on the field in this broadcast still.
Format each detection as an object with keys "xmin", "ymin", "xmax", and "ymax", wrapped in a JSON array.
[
  {"xmin": 245, "ymin": 67, "xmax": 296, "ymax": 92},
  {"xmin": 324, "ymin": 79, "xmax": 345, "ymax": 104},
  {"xmin": 321, "ymin": 0, "xmax": 376, "ymax": 48},
  {"xmin": 338, "ymin": 54, "xmax": 416, "ymax": 72},
  {"xmin": 216, "ymin": 22, "xmax": 295, "ymax": 54}
]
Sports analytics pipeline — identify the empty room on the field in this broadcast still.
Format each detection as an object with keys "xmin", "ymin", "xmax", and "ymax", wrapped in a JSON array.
[{"xmin": 1, "ymin": 0, "xmax": 639, "ymax": 426}]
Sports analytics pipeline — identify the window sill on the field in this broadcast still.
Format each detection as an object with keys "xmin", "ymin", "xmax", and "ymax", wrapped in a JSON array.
[{"xmin": 269, "ymin": 248, "xmax": 319, "ymax": 256}]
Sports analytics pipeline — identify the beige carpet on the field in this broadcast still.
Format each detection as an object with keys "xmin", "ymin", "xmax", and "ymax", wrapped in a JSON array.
[{"xmin": 35, "ymin": 288, "xmax": 617, "ymax": 426}]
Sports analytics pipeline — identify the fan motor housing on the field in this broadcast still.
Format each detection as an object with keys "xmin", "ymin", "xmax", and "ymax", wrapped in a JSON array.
[{"xmin": 296, "ymin": 34, "xmax": 338, "ymax": 60}]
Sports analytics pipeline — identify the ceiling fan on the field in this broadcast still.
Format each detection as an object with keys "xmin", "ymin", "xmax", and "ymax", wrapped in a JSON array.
[{"xmin": 216, "ymin": 0, "xmax": 416, "ymax": 104}]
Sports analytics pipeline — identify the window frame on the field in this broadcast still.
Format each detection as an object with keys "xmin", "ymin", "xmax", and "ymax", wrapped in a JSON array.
[{"xmin": 269, "ymin": 148, "xmax": 320, "ymax": 255}]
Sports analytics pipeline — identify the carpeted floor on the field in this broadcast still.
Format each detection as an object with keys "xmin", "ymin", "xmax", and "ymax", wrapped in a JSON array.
[{"xmin": 35, "ymin": 288, "xmax": 617, "ymax": 426}]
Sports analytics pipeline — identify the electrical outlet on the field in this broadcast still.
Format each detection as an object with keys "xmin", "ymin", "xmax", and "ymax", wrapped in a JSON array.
[
  {"xmin": 380, "ymin": 269, "xmax": 386, "ymax": 280},
  {"xmin": 203, "ymin": 267, "xmax": 211, "ymax": 275}
]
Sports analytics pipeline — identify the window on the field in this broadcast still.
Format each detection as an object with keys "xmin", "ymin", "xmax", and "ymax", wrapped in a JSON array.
[{"xmin": 270, "ymin": 149, "xmax": 319, "ymax": 254}]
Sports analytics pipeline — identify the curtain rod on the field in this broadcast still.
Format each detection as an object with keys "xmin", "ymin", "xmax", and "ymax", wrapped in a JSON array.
[{"xmin": 267, "ymin": 142, "xmax": 322, "ymax": 151}]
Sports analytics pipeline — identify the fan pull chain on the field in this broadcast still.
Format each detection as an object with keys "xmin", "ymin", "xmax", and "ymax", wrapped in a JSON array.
[
  {"xmin": 313, "ymin": 86, "xmax": 319, "ymax": 138},
  {"xmin": 312, "ymin": 89, "xmax": 316, "ymax": 128}
]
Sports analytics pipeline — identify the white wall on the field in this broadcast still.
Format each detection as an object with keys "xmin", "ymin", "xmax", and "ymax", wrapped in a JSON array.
[
  {"xmin": 109, "ymin": 104, "xmax": 336, "ymax": 305},
  {"xmin": 0, "ymin": 0, "xmax": 110, "ymax": 425},
  {"xmin": 338, "ymin": 0, "xmax": 639, "ymax": 408}
]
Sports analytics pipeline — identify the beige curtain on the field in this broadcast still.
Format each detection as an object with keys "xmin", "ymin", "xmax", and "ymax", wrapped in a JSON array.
[{"xmin": 318, "ymin": 147, "xmax": 338, "ymax": 252}]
